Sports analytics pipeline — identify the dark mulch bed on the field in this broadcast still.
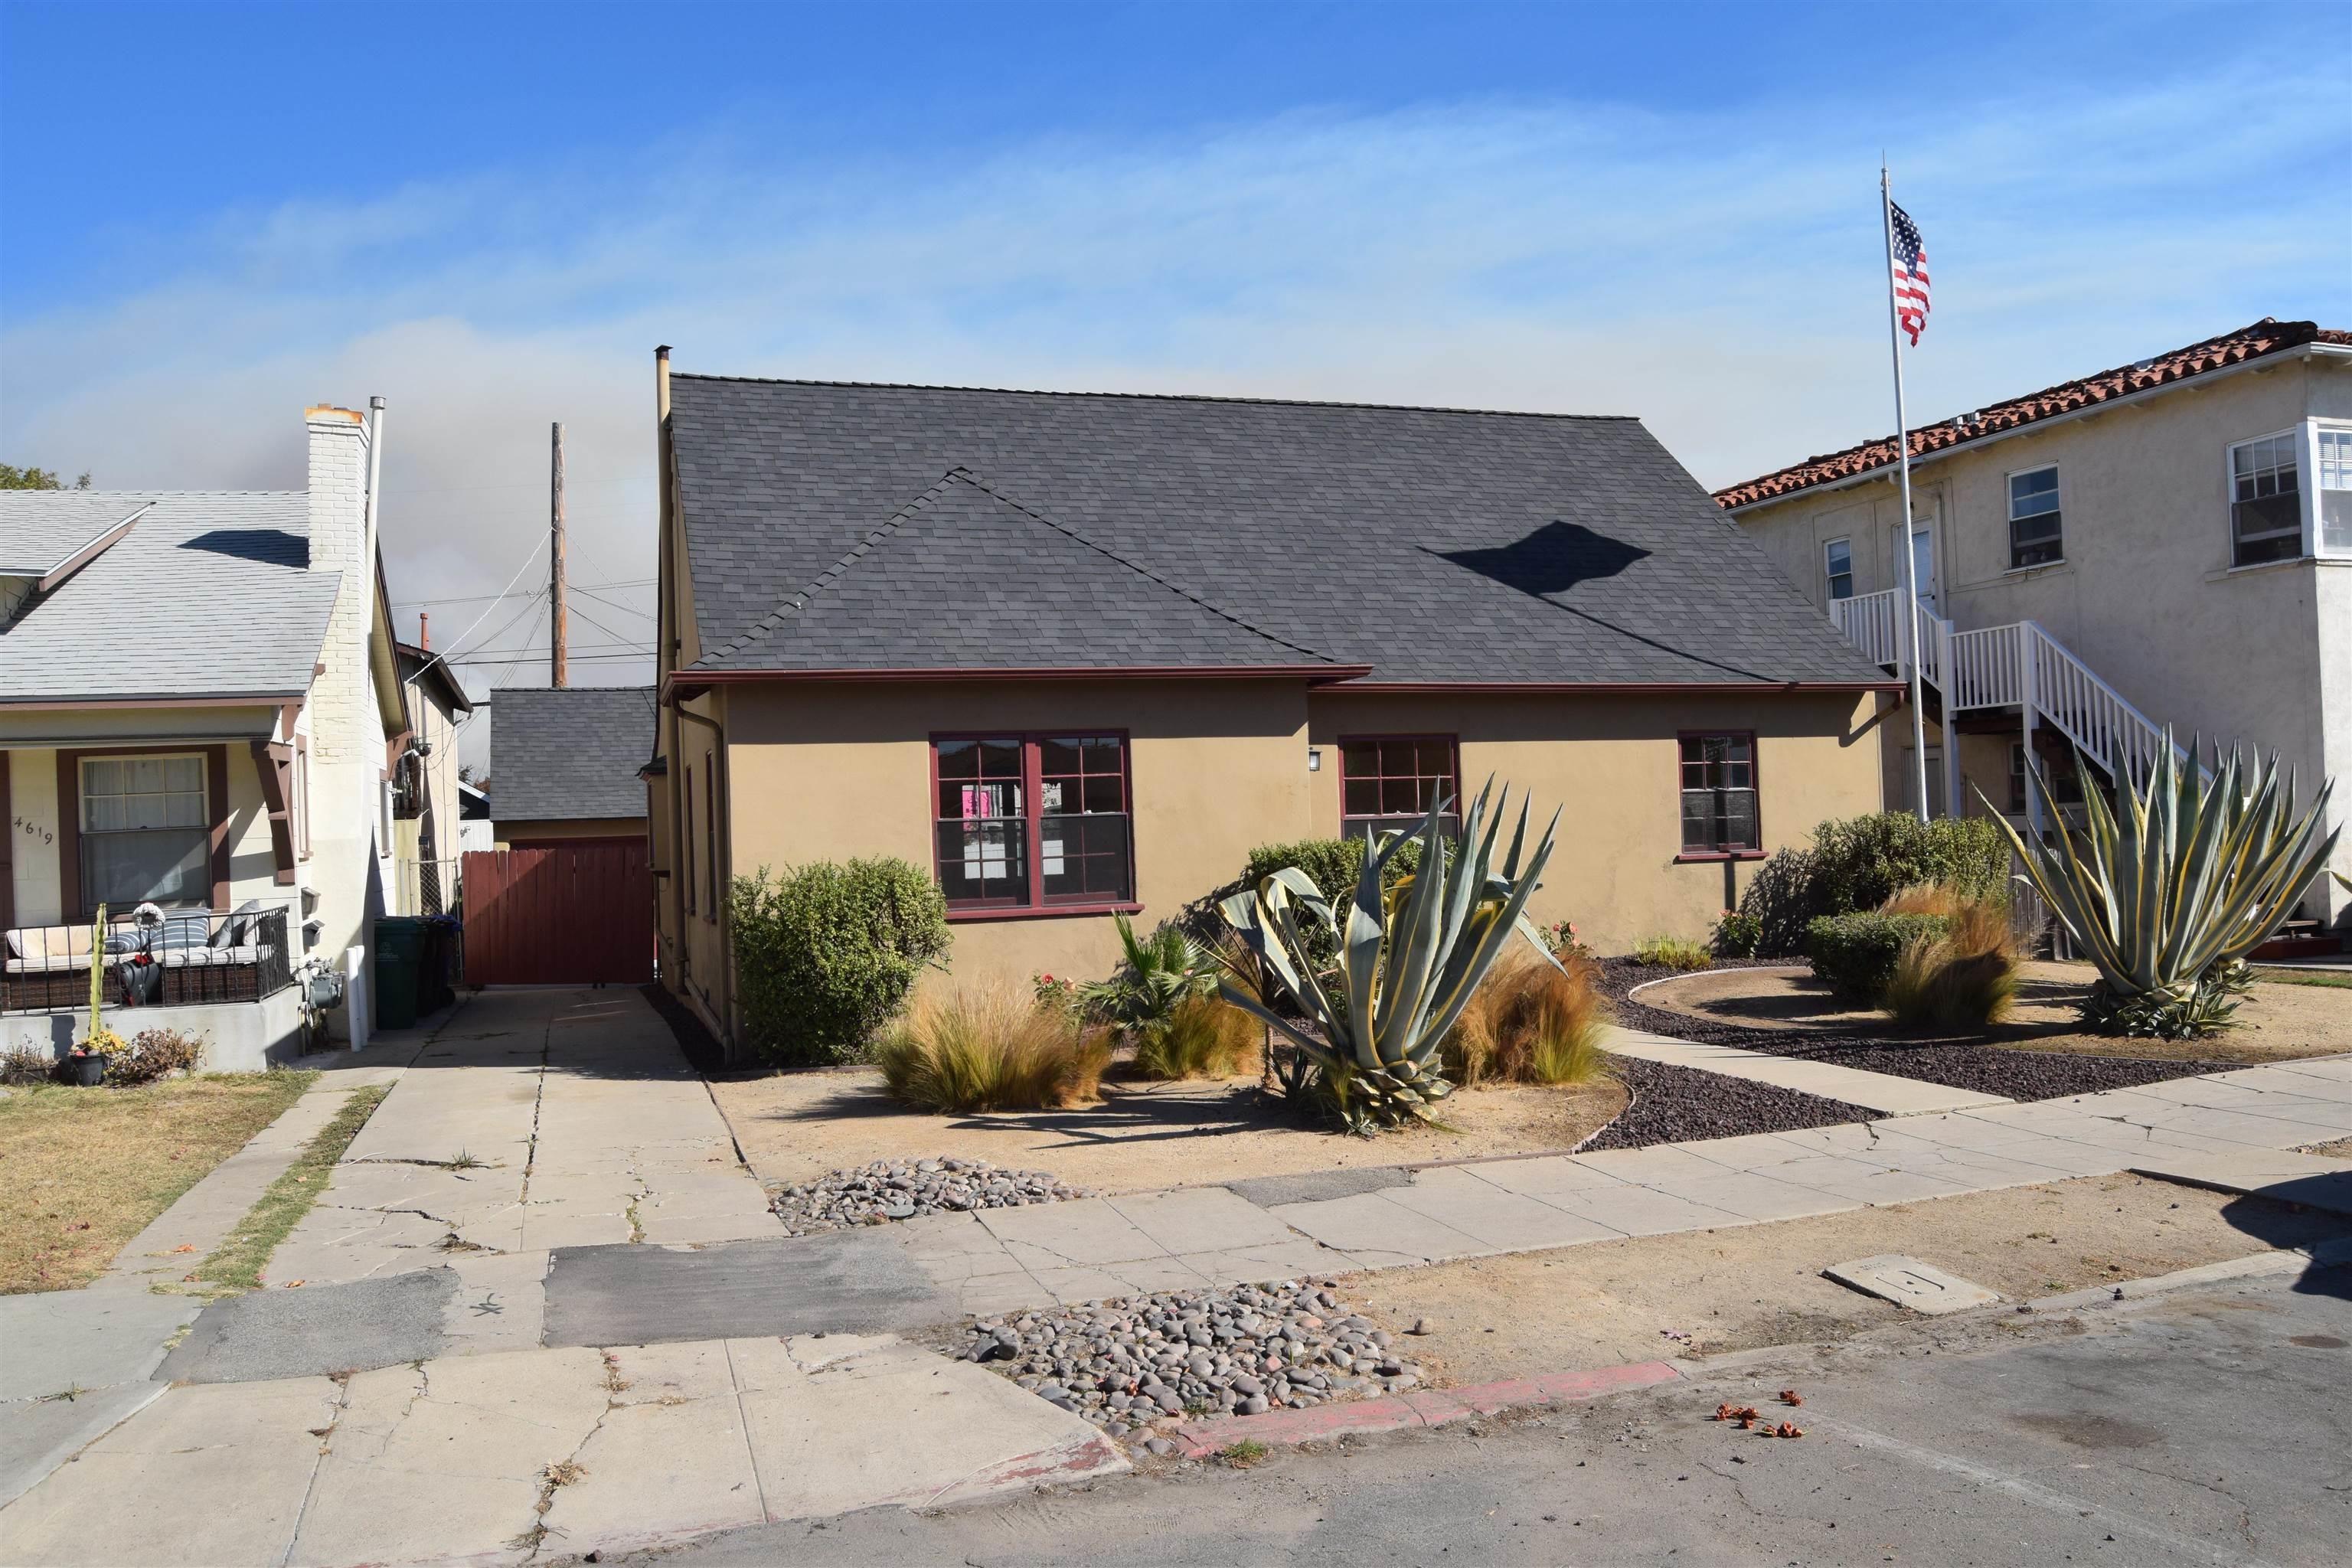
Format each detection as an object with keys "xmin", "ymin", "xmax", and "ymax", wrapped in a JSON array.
[
  {"xmin": 1595, "ymin": 956, "xmax": 2237, "ymax": 1102},
  {"xmin": 1581, "ymin": 1055, "xmax": 1874, "ymax": 1152}
]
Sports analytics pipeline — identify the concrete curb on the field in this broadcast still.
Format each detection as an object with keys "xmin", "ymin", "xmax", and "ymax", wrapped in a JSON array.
[{"xmin": 1168, "ymin": 1358, "xmax": 1684, "ymax": 1459}]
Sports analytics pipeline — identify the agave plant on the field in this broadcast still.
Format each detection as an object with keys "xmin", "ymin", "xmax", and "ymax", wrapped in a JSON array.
[
  {"xmin": 1988, "ymin": 734, "xmax": 2339, "ymax": 1038},
  {"xmin": 1216, "ymin": 779, "xmax": 1562, "ymax": 1132},
  {"xmin": 1080, "ymin": 915, "xmax": 1217, "ymax": 1031}
]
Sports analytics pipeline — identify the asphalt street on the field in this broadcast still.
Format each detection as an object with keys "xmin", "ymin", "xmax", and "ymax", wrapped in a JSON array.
[{"xmin": 596, "ymin": 1266, "xmax": 2351, "ymax": 1567}]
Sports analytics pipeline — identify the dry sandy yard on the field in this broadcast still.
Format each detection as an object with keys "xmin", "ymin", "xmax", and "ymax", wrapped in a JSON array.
[
  {"xmin": 712, "ymin": 1067, "xmax": 1628, "ymax": 1194},
  {"xmin": 1345, "ymin": 1172, "xmax": 2352, "ymax": 1387},
  {"xmin": 1637, "ymin": 961, "xmax": 2352, "ymax": 1064}
]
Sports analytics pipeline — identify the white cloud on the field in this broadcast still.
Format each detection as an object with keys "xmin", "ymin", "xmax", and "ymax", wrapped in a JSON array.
[{"xmin": 5, "ymin": 70, "xmax": 2346, "ymax": 766}]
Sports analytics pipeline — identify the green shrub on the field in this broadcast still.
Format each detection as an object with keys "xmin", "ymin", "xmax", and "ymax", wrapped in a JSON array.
[
  {"xmin": 872, "ymin": 987, "xmax": 1109, "ymax": 1111},
  {"xmin": 730, "ymin": 859, "xmax": 952, "ymax": 1067},
  {"xmin": 1740, "ymin": 812, "xmax": 2009, "ymax": 956},
  {"xmin": 1132, "ymin": 995, "xmax": 1259, "ymax": 1080},
  {"xmin": 1805, "ymin": 912, "xmax": 1949, "ymax": 999},
  {"xmin": 1631, "ymin": 936, "xmax": 1713, "ymax": 972},
  {"xmin": 1711, "ymin": 909, "xmax": 1763, "ymax": 959}
]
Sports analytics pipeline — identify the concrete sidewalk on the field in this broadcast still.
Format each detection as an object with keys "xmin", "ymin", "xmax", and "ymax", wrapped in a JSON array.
[
  {"xmin": 265, "ymin": 988, "xmax": 780, "ymax": 1287},
  {"xmin": 0, "ymin": 1332, "xmax": 1122, "ymax": 1567}
]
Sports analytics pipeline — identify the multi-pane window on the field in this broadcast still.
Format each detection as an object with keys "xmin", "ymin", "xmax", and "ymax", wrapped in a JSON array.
[
  {"xmin": 2230, "ymin": 433, "xmax": 2303, "ymax": 566},
  {"xmin": 80, "ymin": 755, "xmax": 207, "ymax": 908},
  {"xmin": 1823, "ymin": 538, "xmax": 1854, "ymax": 602},
  {"xmin": 2319, "ymin": 426, "xmax": 2352, "ymax": 557},
  {"xmin": 2009, "ymin": 743, "xmax": 2086, "ymax": 814},
  {"xmin": 1339, "ymin": 736, "xmax": 1459, "ymax": 839},
  {"xmin": 1678, "ymin": 733, "xmax": 1758, "ymax": 854},
  {"xmin": 2007, "ymin": 466, "xmax": 2063, "ymax": 569},
  {"xmin": 933, "ymin": 735, "xmax": 1132, "ymax": 910}
]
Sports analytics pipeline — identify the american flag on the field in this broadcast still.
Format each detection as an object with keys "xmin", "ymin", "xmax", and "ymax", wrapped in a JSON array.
[{"xmin": 1890, "ymin": 201, "xmax": 1930, "ymax": 345}]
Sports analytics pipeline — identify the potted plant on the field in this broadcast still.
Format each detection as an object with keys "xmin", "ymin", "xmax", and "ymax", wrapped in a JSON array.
[{"xmin": 72, "ymin": 905, "xmax": 125, "ymax": 1086}]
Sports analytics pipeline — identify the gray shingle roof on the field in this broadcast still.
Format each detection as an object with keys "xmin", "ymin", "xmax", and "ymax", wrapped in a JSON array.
[
  {"xmin": 0, "ymin": 493, "xmax": 149, "ymax": 575},
  {"xmin": 668, "ymin": 377, "xmax": 1889, "ymax": 688},
  {"xmin": 701, "ymin": 469, "xmax": 1341, "ymax": 671},
  {"xmin": 0, "ymin": 492, "xmax": 341, "ymax": 701},
  {"xmin": 490, "ymin": 686, "xmax": 655, "ymax": 822}
]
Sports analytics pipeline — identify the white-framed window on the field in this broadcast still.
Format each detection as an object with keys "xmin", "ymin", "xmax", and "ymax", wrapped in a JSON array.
[
  {"xmin": 2007, "ymin": 464, "xmax": 2063, "ymax": 569},
  {"xmin": 2318, "ymin": 424, "xmax": 2352, "ymax": 557},
  {"xmin": 1823, "ymin": 537, "xmax": 1854, "ymax": 602},
  {"xmin": 2229, "ymin": 430, "xmax": 2303, "ymax": 567},
  {"xmin": 80, "ymin": 754, "xmax": 208, "ymax": 908}
]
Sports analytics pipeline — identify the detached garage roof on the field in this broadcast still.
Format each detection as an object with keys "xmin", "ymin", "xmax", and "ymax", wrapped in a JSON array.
[
  {"xmin": 665, "ymin": 375, "xmax": 1891, "ymax": 691},
  {"xmin": 491, "ymin": 686, "xmax": 655, "ymax": 822}
]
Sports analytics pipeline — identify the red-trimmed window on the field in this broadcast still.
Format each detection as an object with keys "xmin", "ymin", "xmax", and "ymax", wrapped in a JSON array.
[
  {"xmin": 1679, "ymin": 733, "xmax": 1759, "ymax": 854},
  {"xmin": 1339, "ymin": 735, "xmax": 1459, "ymax": 839},
  {"xmin": 933, "ymin": 734, "xmax": 1134, "ymax": 911}
]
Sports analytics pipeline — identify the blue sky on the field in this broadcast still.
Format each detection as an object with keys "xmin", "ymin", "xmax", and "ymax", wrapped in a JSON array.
[{"xmin": 4, "ymin": 0, "xmax": 2346, "ymax": 715}]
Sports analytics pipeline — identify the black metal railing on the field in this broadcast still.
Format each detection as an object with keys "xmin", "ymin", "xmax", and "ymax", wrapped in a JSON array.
[{"xmin": 2, "ymin": 906, "xmax": 292, "ymax": 1014}]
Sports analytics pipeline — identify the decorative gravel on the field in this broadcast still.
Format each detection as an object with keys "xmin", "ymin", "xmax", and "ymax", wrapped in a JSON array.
[
  {"xmin": 767, "ymin": 1158, "xmax": 1092, "ymax": 1236},
  {"xmin": 956, "ymin": 1281, "xmax": 1425, "ymax": 1440},
  {"xmin": 1596, "ymin": 957, "xmax": 2235, "ymax": 1102},
  {"xmin": 1581, "ymin": 1054, "xmax": 1875, "ymax": 1152}
]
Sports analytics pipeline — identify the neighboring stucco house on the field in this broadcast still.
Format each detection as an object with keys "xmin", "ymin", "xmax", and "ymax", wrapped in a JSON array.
[
  {"xmin": 2, "ymin": 402, "xmax": 413, "ymax": 1062},
  {"xmin": 644, "ymin": 351, "xmax": 1897, "ymax": 1050},
  {"xmin": 1714, "ymin": 318, "xmax": 2352, "ymax": 932},
  {"xmin": 488, "ymin": 685, "xmax": 655, "ymax": 847},
  {"xmin": 391, "ymin": 638, "xmax": 475, "ymax": 914}
]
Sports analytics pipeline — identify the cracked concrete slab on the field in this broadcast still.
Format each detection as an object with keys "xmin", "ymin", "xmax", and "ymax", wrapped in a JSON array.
[
  {"xmin": 0, "ymin": 1289, "xmax": 198, "ymax": 1401},
  {"xmin": 439, "ymin": 1250, "xmax": 552, "ymax": 1355},
  {"xmin": 158, "ymin": 1269, "xmax": 456, "ymax": 1384}
]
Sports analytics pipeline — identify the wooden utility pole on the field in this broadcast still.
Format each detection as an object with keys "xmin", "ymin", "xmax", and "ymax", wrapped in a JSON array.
[{"xmin": 550, "ymin": 421, "xmax": 567, "ymax": 688}]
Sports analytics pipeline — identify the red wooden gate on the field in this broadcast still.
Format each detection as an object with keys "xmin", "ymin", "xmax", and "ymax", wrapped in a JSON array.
[{"xmin": 460, "ymin": 841, "xmax": 654, "ymax": 985}]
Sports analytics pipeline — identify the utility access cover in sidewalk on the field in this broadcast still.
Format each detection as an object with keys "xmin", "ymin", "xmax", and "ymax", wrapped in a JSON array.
[{"xmin": 1824, "ymin": 1253, "xmax": 2001, "ymax": 1315}]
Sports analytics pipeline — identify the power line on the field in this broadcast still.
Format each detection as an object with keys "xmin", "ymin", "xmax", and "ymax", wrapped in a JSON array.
[{"xmin": 393, "ymin": 577, "xmax": 651, "ymax": 611}]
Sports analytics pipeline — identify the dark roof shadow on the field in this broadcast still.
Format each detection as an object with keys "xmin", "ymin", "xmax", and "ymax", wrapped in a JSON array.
[
  {"xmin": 178, "ymin": 528, "xmax": 309, "ymax": 567},
  {"xmin": 1426, "ymin": 520, "xmax": 1784, "ymax": 684}
]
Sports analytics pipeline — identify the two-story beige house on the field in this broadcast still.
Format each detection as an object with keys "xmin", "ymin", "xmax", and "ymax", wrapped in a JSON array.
[{"xmin": 1715, "ymin": 318, "xmax": 2352, "ymax": 933}]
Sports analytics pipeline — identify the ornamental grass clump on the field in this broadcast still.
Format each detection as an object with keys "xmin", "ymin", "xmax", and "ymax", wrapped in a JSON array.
[
  {"xmin": 1878, "ymin": 897, "xmax": 2019, "ymax": 1029},
  {"xmin": 1630, "ymin": 936, "xmax": 1713, "ymax": 972},
  {"xmin": 1131, "ymin": 994, "xmax": 1259, "ymax": 1080},
  {"xmin": 873, "ymin": 987, "xmax": 1109, "ymax": 1112},
  {"xmin": 1990, "ymin": 734, "xmax": 2340, "ymax": 1039},
  {"xmin": 1442, "ymin": 948, "xmax": 1612, "ymax": 1089},
  {"xmin": 1217, "ymin": 778, "xmax": 1561, "ymax": 1133}
]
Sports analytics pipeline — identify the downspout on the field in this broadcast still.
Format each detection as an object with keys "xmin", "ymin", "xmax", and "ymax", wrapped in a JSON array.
[
  {"xmin": 673, "ymin": 702, "xmax": 734, "ymax": 1060},
  {"xmin": 365, "ymin": 397, "xmax": 387, "ymax": 550},
  {"xmin": 653, "ymin": 345, "xmax": 682, "ymax": 998}
]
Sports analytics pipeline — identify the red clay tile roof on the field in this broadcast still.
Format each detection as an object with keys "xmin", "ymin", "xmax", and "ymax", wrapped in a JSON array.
[{"xmin": 1713, "ymin": 318, "xmax": 2352, "ymax": 511}]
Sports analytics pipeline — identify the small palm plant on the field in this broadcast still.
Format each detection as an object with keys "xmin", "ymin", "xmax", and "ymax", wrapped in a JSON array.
[
  {"xmin": 1216, "ymin": 779, "xmax": 1563, "ymax": 1132},
  {"xmin": 1989, "ymin": 734, "xmax": 2339, "ymax": 1038},
  {"xmin": 1080, "ymin": 916, "xmax": 1217, "ymax": 1031}
]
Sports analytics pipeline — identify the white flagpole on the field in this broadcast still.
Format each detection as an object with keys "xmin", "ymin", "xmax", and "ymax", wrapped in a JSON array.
[{"xmin": 1881, "ymin": 165, "xmax": 1932, "ymax": 823}]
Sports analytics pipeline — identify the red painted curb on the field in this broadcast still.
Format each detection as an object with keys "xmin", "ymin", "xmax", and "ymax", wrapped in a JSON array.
[{"xmin": 1171, "ymin": 1359, "xmax": 1683, "ymax": 1458}]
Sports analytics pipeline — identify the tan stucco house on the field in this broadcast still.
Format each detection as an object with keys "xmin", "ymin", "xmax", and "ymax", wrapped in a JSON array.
[
  {"xmin": 2, "ymin": 402, "xmax": 415, "ymax": 1063},
  {"xmin": 1715, "ymin": 318, "xmax": 2352, "ymax": 934},
  {"xmin": 645, "ymin": 354, "xmax": 1899, "ymax": 1050}
]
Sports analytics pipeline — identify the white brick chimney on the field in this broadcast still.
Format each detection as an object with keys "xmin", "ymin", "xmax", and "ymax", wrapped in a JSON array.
[{"xmin": 305, "ymin": 404, "xmax": 374, "ymax": 765}]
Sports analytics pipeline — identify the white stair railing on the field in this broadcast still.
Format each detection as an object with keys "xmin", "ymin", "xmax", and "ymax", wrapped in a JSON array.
[{"xmin": 1824, "ymin": 599, "xmax": 2198, "ymax": 789}]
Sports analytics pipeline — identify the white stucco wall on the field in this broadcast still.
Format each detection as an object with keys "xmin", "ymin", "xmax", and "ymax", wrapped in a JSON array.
[{"xmin": 1734, "ymin": 348, "xmax": 2352, "ymax": 923}]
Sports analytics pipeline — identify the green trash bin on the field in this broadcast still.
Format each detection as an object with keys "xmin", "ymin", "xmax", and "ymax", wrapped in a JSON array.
[
  {"xmin": 375, "ymin": 954, "xmax": 418, "ymax": 1031},
  {"xmin": 375, "ymin": 916, "xmax": 426, "ymax": 965}
]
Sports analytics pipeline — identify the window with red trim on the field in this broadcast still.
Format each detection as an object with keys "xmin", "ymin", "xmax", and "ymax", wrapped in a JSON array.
[
  {"xmin": 933, "ymin": 734, "xmax": 1133, "ymax": 910},
  {"xmin": 1679, "ymin": 733, "xmax": 1759, "ymax": 853},
  {"xmin": 1339, "ymin": 735, "xmax": 1459, "ymax": 839}
]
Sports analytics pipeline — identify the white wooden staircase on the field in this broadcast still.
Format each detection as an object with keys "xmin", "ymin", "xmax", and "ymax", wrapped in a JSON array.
[{"xmin": 1828, "ymin": 588, "xmax": 2194, "ymax": 828}]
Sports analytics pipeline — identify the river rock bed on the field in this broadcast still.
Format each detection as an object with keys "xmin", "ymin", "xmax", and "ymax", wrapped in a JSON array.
[
  {"xmin": 957, "ymin": 1281, "xmax": 1426, "ymax": 1440},
  {"xmin": 767, "ymin": 1158, "xmax": 1091, "ymax": 1236}
]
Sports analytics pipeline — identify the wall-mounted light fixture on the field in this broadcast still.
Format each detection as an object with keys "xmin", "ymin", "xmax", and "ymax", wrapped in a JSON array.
[{"xmin": 1307, "ymin": 747, "xmax": 1322, "ymax": 773}]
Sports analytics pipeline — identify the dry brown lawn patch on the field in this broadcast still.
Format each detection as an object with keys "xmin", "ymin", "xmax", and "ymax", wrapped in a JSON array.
[{"xmin": 0, "ymin": 1071, "xmax": 315, "ymax": 1292}]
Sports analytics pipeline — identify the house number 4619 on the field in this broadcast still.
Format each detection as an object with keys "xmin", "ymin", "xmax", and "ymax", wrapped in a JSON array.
[{"xmin": 13, "ymin": 815, "xmax": 54, "ymax": 847}]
